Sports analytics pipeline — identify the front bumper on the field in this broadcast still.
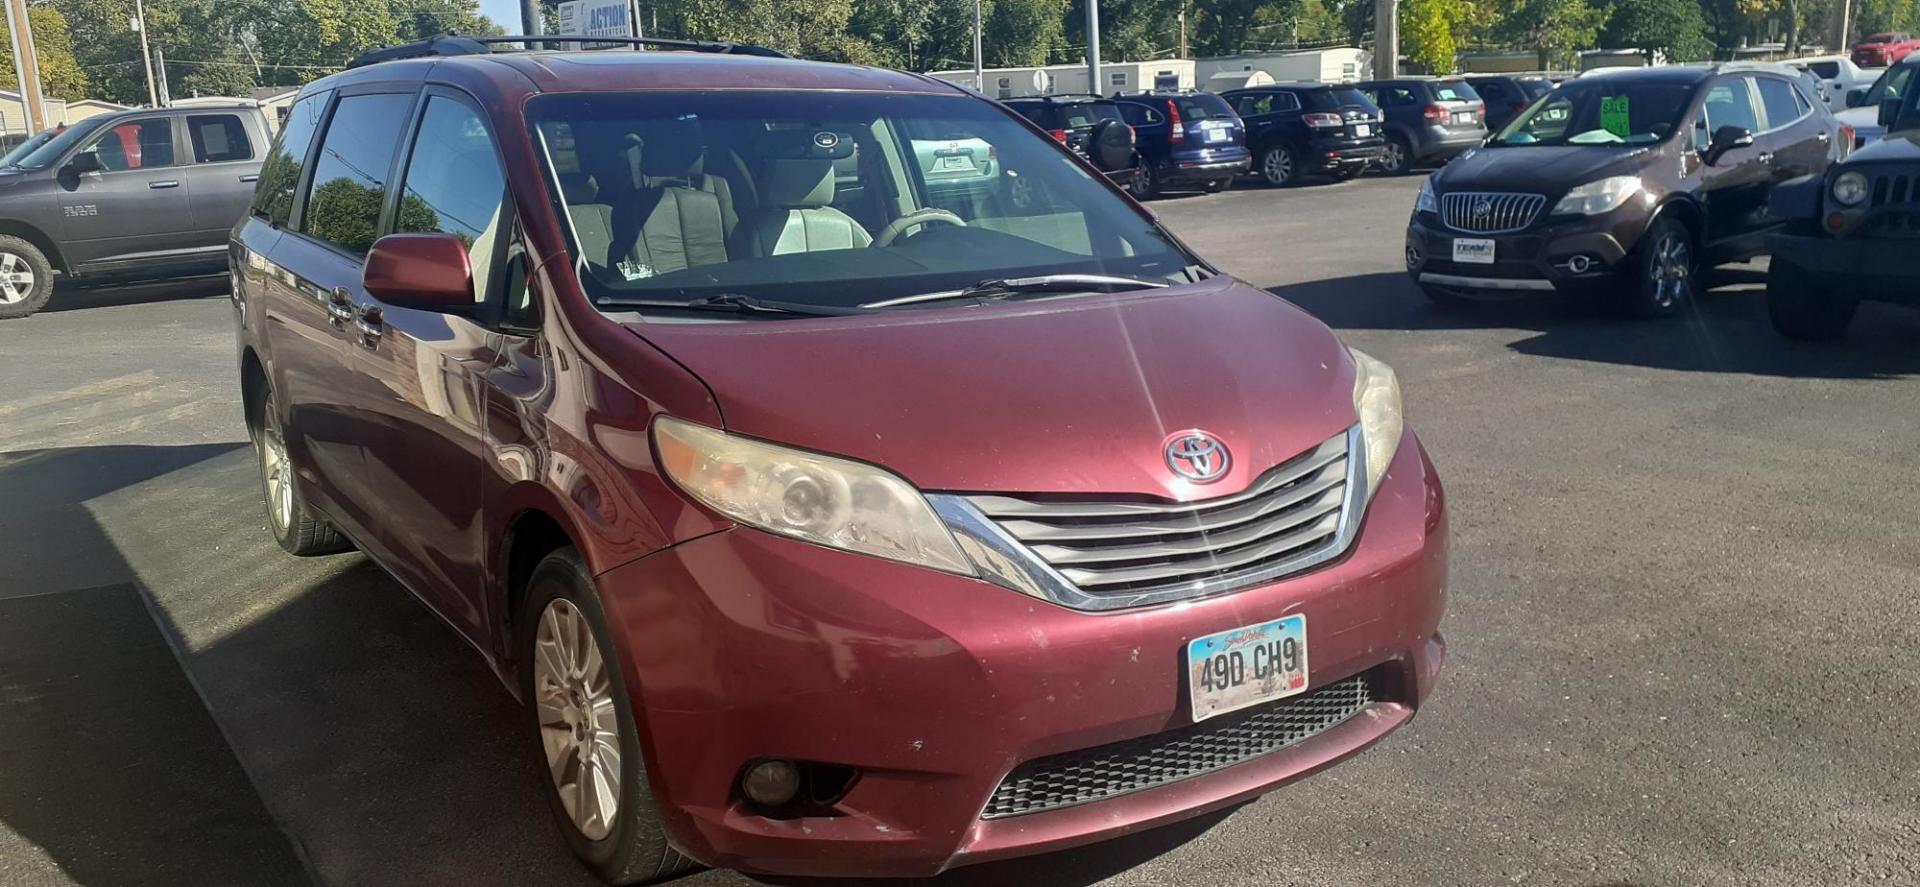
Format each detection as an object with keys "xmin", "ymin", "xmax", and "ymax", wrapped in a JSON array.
[
  {"xmin": 595, "ymin": 433, "xmax": 1449, "ymax": 878},
  {"xmin": 1769, "ymin": 231, "xmax": 1919, "ymax": 302},
  {"xmin": 1404, "ymin": 207, "xmax": 1652, "ymax": 295}
]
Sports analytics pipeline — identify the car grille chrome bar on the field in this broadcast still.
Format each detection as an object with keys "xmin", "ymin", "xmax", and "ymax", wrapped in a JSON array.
[
  {"xmin": 928, "ymin": 427, "xmax": 1365, "ymax": 612},
  {"xmin": 1439, "ymin": 191, "xmax": 1547, "ymax": 234},
  {"xmin": 980, "ymin": 672, "xmax": 1377, "ymax": 818}
]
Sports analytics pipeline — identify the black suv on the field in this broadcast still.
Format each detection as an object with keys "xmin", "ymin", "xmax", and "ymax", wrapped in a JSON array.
[
  {"xmin": 1223, "ymin": 84, "xmax": 1384, "ymax": 187},
  {"xmin": 1113, "ymin": 90, "xmax": 1250, "ymax": 198},
  {"xmin": 1001, "ymin": 94, "xmax": 1139, "ymax": 190},
  {"xmin": 1405, "ymin": 66, "xmax": 1845, "ymax": 317},
  {"xmin": 1355, "ymin": 77, "xmax": 1488, "ymax": 174},
  {"xmin": 1764, "ymin": 87, "xmax": 1920, "ymax": 339},
  {"xmin": 1467, "ymin": 76, "xmax": 1553, "ymax": 133}
]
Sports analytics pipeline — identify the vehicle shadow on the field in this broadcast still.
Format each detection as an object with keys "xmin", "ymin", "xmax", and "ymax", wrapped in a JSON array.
[
  {"xmin": 42, "ymin": 274, "xmax": 228, "ymax": 314},
  {"xmin": 1275, "ymin": 269, "xmax": 1920, "ymax": 380}
]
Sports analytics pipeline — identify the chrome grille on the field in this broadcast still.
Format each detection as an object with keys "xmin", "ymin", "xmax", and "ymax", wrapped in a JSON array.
[
  {"xmin": 1439, "ymin": 191, "xmax": 1546, "ymax": 233},
  {"xmin": 963, "ymin": 431, "xmax": 1353, "ymax": 600},
  {"xmin": 981, "ymin": 673, "xmax": 1376, "ymax": 818}
]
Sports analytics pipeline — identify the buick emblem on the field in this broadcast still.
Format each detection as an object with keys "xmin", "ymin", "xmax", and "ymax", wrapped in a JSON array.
[
  {"xmin": 1165, "ymin": 431, "xmax": 1231, "ymax": 483},
  {"xmin": 1472, "ymin": 199, "xmax": 1493, "ymax": 218}
]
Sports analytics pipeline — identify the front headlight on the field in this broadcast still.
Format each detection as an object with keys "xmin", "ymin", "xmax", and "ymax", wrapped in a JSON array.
[
  {"xmin": 1832, "ymin": 170, "xmax": 1869, "ymax": 207},
  {"xmin": 1552, "ymin": 175, "xmax": 1642, "ymax": 216},
  {"xmin": 653, "ymin": 417, "xmax": 972, "ymax": 574},
  {"xmin": 1348, "ymin": 348, "xmax": 1403, "ymax": 504},
  {"xmin": 1415, "ymin": 178, "xmax": 1437, "ymax": 214}
]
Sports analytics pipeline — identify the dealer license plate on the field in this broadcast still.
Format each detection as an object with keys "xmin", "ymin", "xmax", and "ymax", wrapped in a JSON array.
[
  {"xmin": 1452, "ymin": 111, "xmax": 1475, "ymax": 125},
  {"xmin": 1187, "ymin": 614, "xmax": 1309, "ymax": 722},
  {"xmin": 1453, "ymin": 238, "xmax": 1496, "ymax": 264},
  {"xmin": 1354, "ymin": 123, "xmax": 1372, "ymax": 136},
  {"xmin": 1204, "ymin": 127, "xmax": 1228, "ymax": 143}
]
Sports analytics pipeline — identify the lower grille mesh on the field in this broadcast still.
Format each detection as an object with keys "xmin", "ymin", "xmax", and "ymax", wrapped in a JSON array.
[{"xmin": 981, "ymin": 673, "xmax": 1375, "ymax": 819}]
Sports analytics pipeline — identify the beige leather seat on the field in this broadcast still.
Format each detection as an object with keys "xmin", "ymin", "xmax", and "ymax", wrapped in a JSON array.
[
  {"xmin": 739, "ymin": 156, "xmax": 871, "ymax": 257},
  {"xmin": 604, "ymin": 124, "xmax": 731, "ymax": 276}
]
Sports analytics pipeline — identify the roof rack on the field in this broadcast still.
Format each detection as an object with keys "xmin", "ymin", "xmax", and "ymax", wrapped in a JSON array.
[{"xmin": 345, "ymin": 33, "xmax": 789, "ymax": 69}]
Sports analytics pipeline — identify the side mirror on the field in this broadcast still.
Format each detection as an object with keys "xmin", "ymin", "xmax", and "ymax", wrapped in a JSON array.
[
  {"xmin": 1703, "ymin": 125, "xmax": 1754, "ymax": 166},
  {"xmin": 363, "ymin": 233, "xmax": 473, "ymax": 311},
  {"xmin": 62, "ymin": 150, "xmax": 100, "ymax": 176},
  {"xmin": 1879, "ymin": 98, "xmax": 1902, "ymax": 128},
  {"xmin": 1846, "ymin": 88, "xmax": 1868, "ymax": 108}
]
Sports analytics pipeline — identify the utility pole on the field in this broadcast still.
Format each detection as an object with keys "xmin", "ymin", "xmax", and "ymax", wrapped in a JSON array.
[
  {"xmin": 1085, "ymin": 0, "xmax": 1100, "ymax": 96},
  {"xmin": 1178, "ymin": 2, "xmax": 1188, "ymax": 58},
  {"xmin": 1372, "ymin": 0, "xmax": 1397, "ymax": 79},
  {"xmin": 3, "ymin": 0, "xmax": 44, "ymax": 132},
  {"xmin": 154, "ymin": 44, "xmax": 170, "ymax": 106},
  {"xmin": 1830, "ymin": 0, "xmax": 1853, "ymax": 51},
  {"xmin": 972, "ymin": 0, "xmax": 982, "ymax": 91},
  {"xmin": 131, "ymin": 0, "xmax": 157, "ymax": 107},
  {"xmin": 521, "ymin": 0, "xmax": 544, "ymax": 36}
]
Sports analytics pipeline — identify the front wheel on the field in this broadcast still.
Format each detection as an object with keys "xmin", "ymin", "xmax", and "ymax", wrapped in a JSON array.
[
  {"xmin": 0, "ymin": 236, "xmax": 55, "ymax": 320},
  {"xmin": 1623, "ymin": 217, "xmax": 1697, "ymax": 318},
  {"xmin": 1767, "ymin": 260, "xmax": 1857, "ymax": 340},
  {"xmin": 523, "ymin": 549, "xmax": 698, "ymax": 885}
]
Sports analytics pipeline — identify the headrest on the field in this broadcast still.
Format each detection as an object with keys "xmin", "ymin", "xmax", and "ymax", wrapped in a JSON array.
[
  {"xmin": 760, "ymin": 158, "xmax": 835, "ymax": 207},
  {"xmin": 640, "ymin": 120, "xmax": 705, "ymax": 178},
  {"xmin": 556, "ymin": 172, "xmax": 598, "ymax": 203}
]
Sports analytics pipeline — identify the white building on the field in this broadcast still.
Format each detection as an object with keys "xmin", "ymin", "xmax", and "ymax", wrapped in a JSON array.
[
  {"xmin": 927, "ymin": 59, "xmax": 1196, "ymax": 99},
  {"xmin": 1195, "ymin": 48, "xmax": 1371, "ymax": 86}
]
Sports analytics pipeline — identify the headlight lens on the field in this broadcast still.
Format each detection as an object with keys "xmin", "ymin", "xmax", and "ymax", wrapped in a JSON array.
[
  {"xmin": 654, "ymin": 417, "xmax": 972, "ymax": 574},
  {"xmin": 1415, "ymin": 178, "xmax": 1437, "ymax": 214},
  {"xmin": 1553, "ymin": 175, "xmax": 1642, "ymax": 216},
  {"xmin": 1348, "ymin": 347, "xmax": 1404, "ymax": 503},
  {"xmin": 1832, "ymin": 170, "xmax": 1869, "ymax": 207}
]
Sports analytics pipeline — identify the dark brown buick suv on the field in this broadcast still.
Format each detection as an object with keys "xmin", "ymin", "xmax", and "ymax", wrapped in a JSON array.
[{"xmin": 1405, "ymin": 65, "xmax": 1848, "ymax": 316}]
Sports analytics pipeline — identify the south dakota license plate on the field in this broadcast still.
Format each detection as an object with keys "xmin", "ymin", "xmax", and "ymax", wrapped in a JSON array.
[{"xmin": 1187, "ymin": 614, "xmax": 1309, "ymax": 721}]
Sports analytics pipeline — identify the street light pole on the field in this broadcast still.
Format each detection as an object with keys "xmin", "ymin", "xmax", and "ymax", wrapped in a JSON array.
[
  {"xmin": 972, "ymin": 0, "xmax": 982, "ymax": 92},
  {"xmin": 1086, "ymin": 0, "xmax": 1100, "ymax": 96}
]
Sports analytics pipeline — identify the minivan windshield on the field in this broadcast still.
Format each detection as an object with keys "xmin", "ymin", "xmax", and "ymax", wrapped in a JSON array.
[
  {"xmin": 13, "ymin": 116, "xmax": 105, "ymax": 169},
  {"xmin": 529, "ymin": 91, "xmax": 1196, "ymax": 314},
  {"xmin": 1492, "ymin": 79, "xmax": 1694, "ymax": 146}
]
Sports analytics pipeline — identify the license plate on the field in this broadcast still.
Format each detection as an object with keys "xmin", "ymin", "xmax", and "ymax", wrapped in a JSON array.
[
  {"xmin": 940, "ymin": 156, "xmax": 968, "ymax": 170},
  {"xmin": 1453, "ymin": 238, "xmax": 1496, "ymax": 264},
  {"xmin": 1354, "ymin": 123, "xmax": 1372, "ymax": 137},
  {"xmin": 1187, "ymin": 614, "xmax": 1309, "ymax": 722}
]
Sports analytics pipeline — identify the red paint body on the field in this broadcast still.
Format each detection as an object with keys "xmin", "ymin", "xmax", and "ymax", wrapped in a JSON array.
[
  {"xmin": 232, "ymin": 51, "xmax": 1448, "ymax": 878},
  {"xmin": 1854, "ymin": 33, "xmax": 1920, "ymax": 67}
]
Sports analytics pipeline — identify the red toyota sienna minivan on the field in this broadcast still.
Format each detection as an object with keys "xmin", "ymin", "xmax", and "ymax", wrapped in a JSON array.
[{"xmin": 231, "ymin": 35, "xmax": 1448, "ymax": 884}]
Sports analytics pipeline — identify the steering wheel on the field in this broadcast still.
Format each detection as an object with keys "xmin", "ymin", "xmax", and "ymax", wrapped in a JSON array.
[{"xmin": 873, "ymin": 208, "xmax": 966, "ymax": 247}]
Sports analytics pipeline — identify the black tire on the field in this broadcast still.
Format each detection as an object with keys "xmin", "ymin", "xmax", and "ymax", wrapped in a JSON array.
[
  {"xmin": 1259, "ymin": 144, "xmax": 1298, "ymax": 187},
  {"xmin": 1129, "ymin": 162, "xmax": 1160, "ymax": 200},
  {"xmin": 0, "ymin": 235, "xmax": 56, "ymax": 320},
  {"xmin": 521, "ymin": 548, "xmax": 698, "ymax": 886},
  {"xmin": 1202, "ymin": 177, "xmax": 1232, "ymax": 193},
  {"xmin": 1622, "ymin": 216, "xmax": 1697, "ymax": 319},
  {"xmin": 1377, "ymin": 135, "xmax": 1414, "ymax": 175},
  {"xmin": 1767, "ymin": 260, "xmax": 1857, "ymax": 340},
  {"xmin": 253, "ymin": 389, "xmax": 351, "ymax": 556}
]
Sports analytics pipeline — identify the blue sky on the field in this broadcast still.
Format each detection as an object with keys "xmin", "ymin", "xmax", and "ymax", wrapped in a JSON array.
[{"xmin": 479, "ymin": 0, "xmax": 527, "ymax": 33}]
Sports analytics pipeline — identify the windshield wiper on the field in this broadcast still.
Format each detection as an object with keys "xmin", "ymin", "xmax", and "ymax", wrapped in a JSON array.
[
  {"xmin": 863, "ymin": 274, "xmax": 1167, "ymax": 309},
  {"xmin": 594, "ymin": 292, "xmax": 868, "ymax": 317}
]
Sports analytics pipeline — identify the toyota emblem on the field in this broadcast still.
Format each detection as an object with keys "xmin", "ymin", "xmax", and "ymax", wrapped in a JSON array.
[{"xmin": 1164, "ymin": 431, "xmax": 1231, "ymax": 483}]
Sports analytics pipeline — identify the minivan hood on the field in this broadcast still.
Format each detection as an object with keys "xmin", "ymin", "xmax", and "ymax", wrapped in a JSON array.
[
  {"xmin": 1437, "ymin": 145, "xmax": 1650, "ymax": 194},
  {"xmin": 623, "ymin": 277, "xmax": 1358, "ymax": 499}
]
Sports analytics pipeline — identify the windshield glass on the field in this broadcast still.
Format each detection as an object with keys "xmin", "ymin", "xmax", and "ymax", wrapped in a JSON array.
[
  {"xmin": 0, "ymin": 130, "xmax": 56, "ymax": 167},
  {"xmin": 15, "ymin": 117, "xmax": 104, "ymax": 169},
  {"xmin": 1866, "ymin": 64, "xmax": 1914, "ymax": 106},
  {"xmin": 1493, "ymin": 79, "xmax": 1693, "ymax": 146},
  {"xmin": 529, "ymin": 91, "xmax": 1194, "ymax": 314}
]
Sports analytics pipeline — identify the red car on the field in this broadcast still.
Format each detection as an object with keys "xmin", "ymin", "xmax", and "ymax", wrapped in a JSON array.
[
  {"xmin": 231, "ymin": 34, "xmax": 1448, "ymax": 884},
  {"xmin": 1853, "ymin": 32, "xmax": 1920, "ymax": 67}
]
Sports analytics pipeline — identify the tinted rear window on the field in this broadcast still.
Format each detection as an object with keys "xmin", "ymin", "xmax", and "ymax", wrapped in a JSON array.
[
  {"xmin": 1521, "ymin": 80, "xmax": 1553, "ymax": 99},
  {"xmin": 1807, "ymin": 61, "xmax": 1840, "ymax": 79},
  {"xmin": 1432, "ymin": 81, "xmax": 1481, "ymax": 103},
  {"xmin": 1173, "ymin": 94, "xmax": 1234, "ymax": 120},
  {"xmin": 1299, "ymin": 89, "xmax": 1375, "ymax": 111},
  {"xmin": 1061, "ymin": 102, "xmax": 1124, "ymax": 128}
]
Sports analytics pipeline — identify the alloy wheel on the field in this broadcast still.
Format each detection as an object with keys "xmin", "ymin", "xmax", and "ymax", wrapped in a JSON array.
[
  {"xmin": 534, "ymin": 598, "xmax": 622, "ymax": 841},
  {"xmin": 1262, "ymin": 147, "xmax": 1293, "ymax": 186},
  {"xmin": 1647, "ymin": 230, "xmax": 1692, "ymax": 310},
  {"xmin": 261, "ymin": 412, "xmax": 294, "ymax": 533},
  {"xmin": 1380, "ymin": 141, "xmax": 1406, "ymax": 173},
  {"xmin": 0, "ymin": 251, "xmax": 35, "ymax": 305}
]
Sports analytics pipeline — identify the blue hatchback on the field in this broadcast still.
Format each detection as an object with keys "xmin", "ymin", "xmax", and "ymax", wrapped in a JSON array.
[{"xmin": 1115, "ymin": 91, "xmax": 1251, "ymax": 198}]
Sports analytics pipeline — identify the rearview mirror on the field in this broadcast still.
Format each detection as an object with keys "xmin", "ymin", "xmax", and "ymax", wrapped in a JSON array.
[
  {"xmin": 363, "ymin": 233, "xmax": 473, "ymax": 311},
  {"xmin": 1879, "ymin": 98, "xmax": 1903, "ymax": 128},
  {"xmin": 1846, "ymin": 88, "xmax": 1869, "ymax": 108},
  {"xmin": 62, "ymin": 150, "xmax": 100, "ymax": 176},
  {"xmin": 1703, "ymin": 126, "xmax": 1754, "ymax": 166}
]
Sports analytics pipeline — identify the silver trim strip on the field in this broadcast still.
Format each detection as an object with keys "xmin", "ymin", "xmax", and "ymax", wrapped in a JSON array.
[
  {"xmin": 928, "ymin": 425, "xmax": 1368, "ymax": 612},
  {"xmin": 1438, "ymin": 191, "xmax": 1547, "ymax": 234},
  {"xmin": 1419, "ymin": 272, "xmax": 1555, "ymax": 291}
]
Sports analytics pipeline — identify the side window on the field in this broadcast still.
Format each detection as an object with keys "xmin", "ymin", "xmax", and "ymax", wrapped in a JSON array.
[
  {"xmin": 301, "ymin": 92, "xmax": 414, "ymax": 256},
  {"xmin": 1756, "ymin": 77, "xmax": 1806, "ymax": 128},
  {"xmin": 1274, "ymin": 92, "xmax": 1300, "ymax": 112},
  {"xmin": 88, "ymin": 118, "xmax": 173, "ymax": 171},
  {"xmin": 393, "ymin": 96, "xmax": 508, "ymax": 304},
  {"xmin": 253, "ymin": 90, "xmax": 329, "ymax": 227},
  {"xmin": 188, "ymin": 114, "xmax": 253, "ymax": 163},
  {"xmin": 1120, "ymin": 102, "xmax": 1164, "ymax": 126},
  {"xmin": 1235, "ymin": 95, "xmax": 1270, "ymax": 116},
  {"xmin": 1699, "ymin": 80, "xmax": 1762, "ymax": 140}
]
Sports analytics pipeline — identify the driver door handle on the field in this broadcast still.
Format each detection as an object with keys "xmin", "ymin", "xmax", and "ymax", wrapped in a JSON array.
[
  {"xmin": 147, "ymin": 180, "xmax": 179, "ymax": 189},
  {"xmin": 1756, "ymin": 151, "xmax": 1775, "ymax": 164},
  {"xmin": 1817, "ymin": 131, "xmax": 1832, "ymax": 143},
  {"xmin": 326, "ymin": 286, "xmax": 354, "ymax": 329}
]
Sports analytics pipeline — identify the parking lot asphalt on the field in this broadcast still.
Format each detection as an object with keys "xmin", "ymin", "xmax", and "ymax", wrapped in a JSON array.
[{"xmin": 2, "ymin": 174, "xmax": 1917, "ymax": 887}]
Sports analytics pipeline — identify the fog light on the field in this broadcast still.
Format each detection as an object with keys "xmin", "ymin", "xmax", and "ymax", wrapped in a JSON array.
[
  {"xmin": 1568, "ymin": 255, "xmax": 1592, "ymax": 273},
  {"xmin": 1405, "ymin": 244, "xmax": 1422, "ymax": 269},
  {"xmin": 1826, "ymin": 213, "xmax": 1849, "ymax": 233},
  {"xmin": 741, "ymin": 760, "xmax": 802, "ymax": 807}
]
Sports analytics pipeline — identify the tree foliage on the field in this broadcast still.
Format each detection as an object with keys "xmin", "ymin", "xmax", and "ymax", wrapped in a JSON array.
[
  {"xmin": 1501, "ymin": 0, "xmax": 1610, "ymax": 68},
  {"xmin": 1402, "ymin": 0, "xmax": 1463, "ymax": 73},
  {"xmin": 0, "ymin": 8, "xmax": 89, "ymax": 101},
  {"xmin": 1604, "ymin": 0, "xmax": 1714, "ymax": 61}
]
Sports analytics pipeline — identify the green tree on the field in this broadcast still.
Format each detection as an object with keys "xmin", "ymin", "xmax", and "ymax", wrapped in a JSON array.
[
  {"xmin": 1604, "ymin": 0, "xmax": 1714, "ymax": 61},
  {"xmin": 984, "ymin": 0, "xmax": 1069, "ymax": 65},
  {"xmin": 1402, "ymin": 0, "xmax": 1461, "ymax": 73},
  {"xmin": 1501, "ymin": 0, "xmax": 1609, "ymax": 69},
  {"xmin": 0, "ymin": 7, "xmax": 89, "ymax": 101}
]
